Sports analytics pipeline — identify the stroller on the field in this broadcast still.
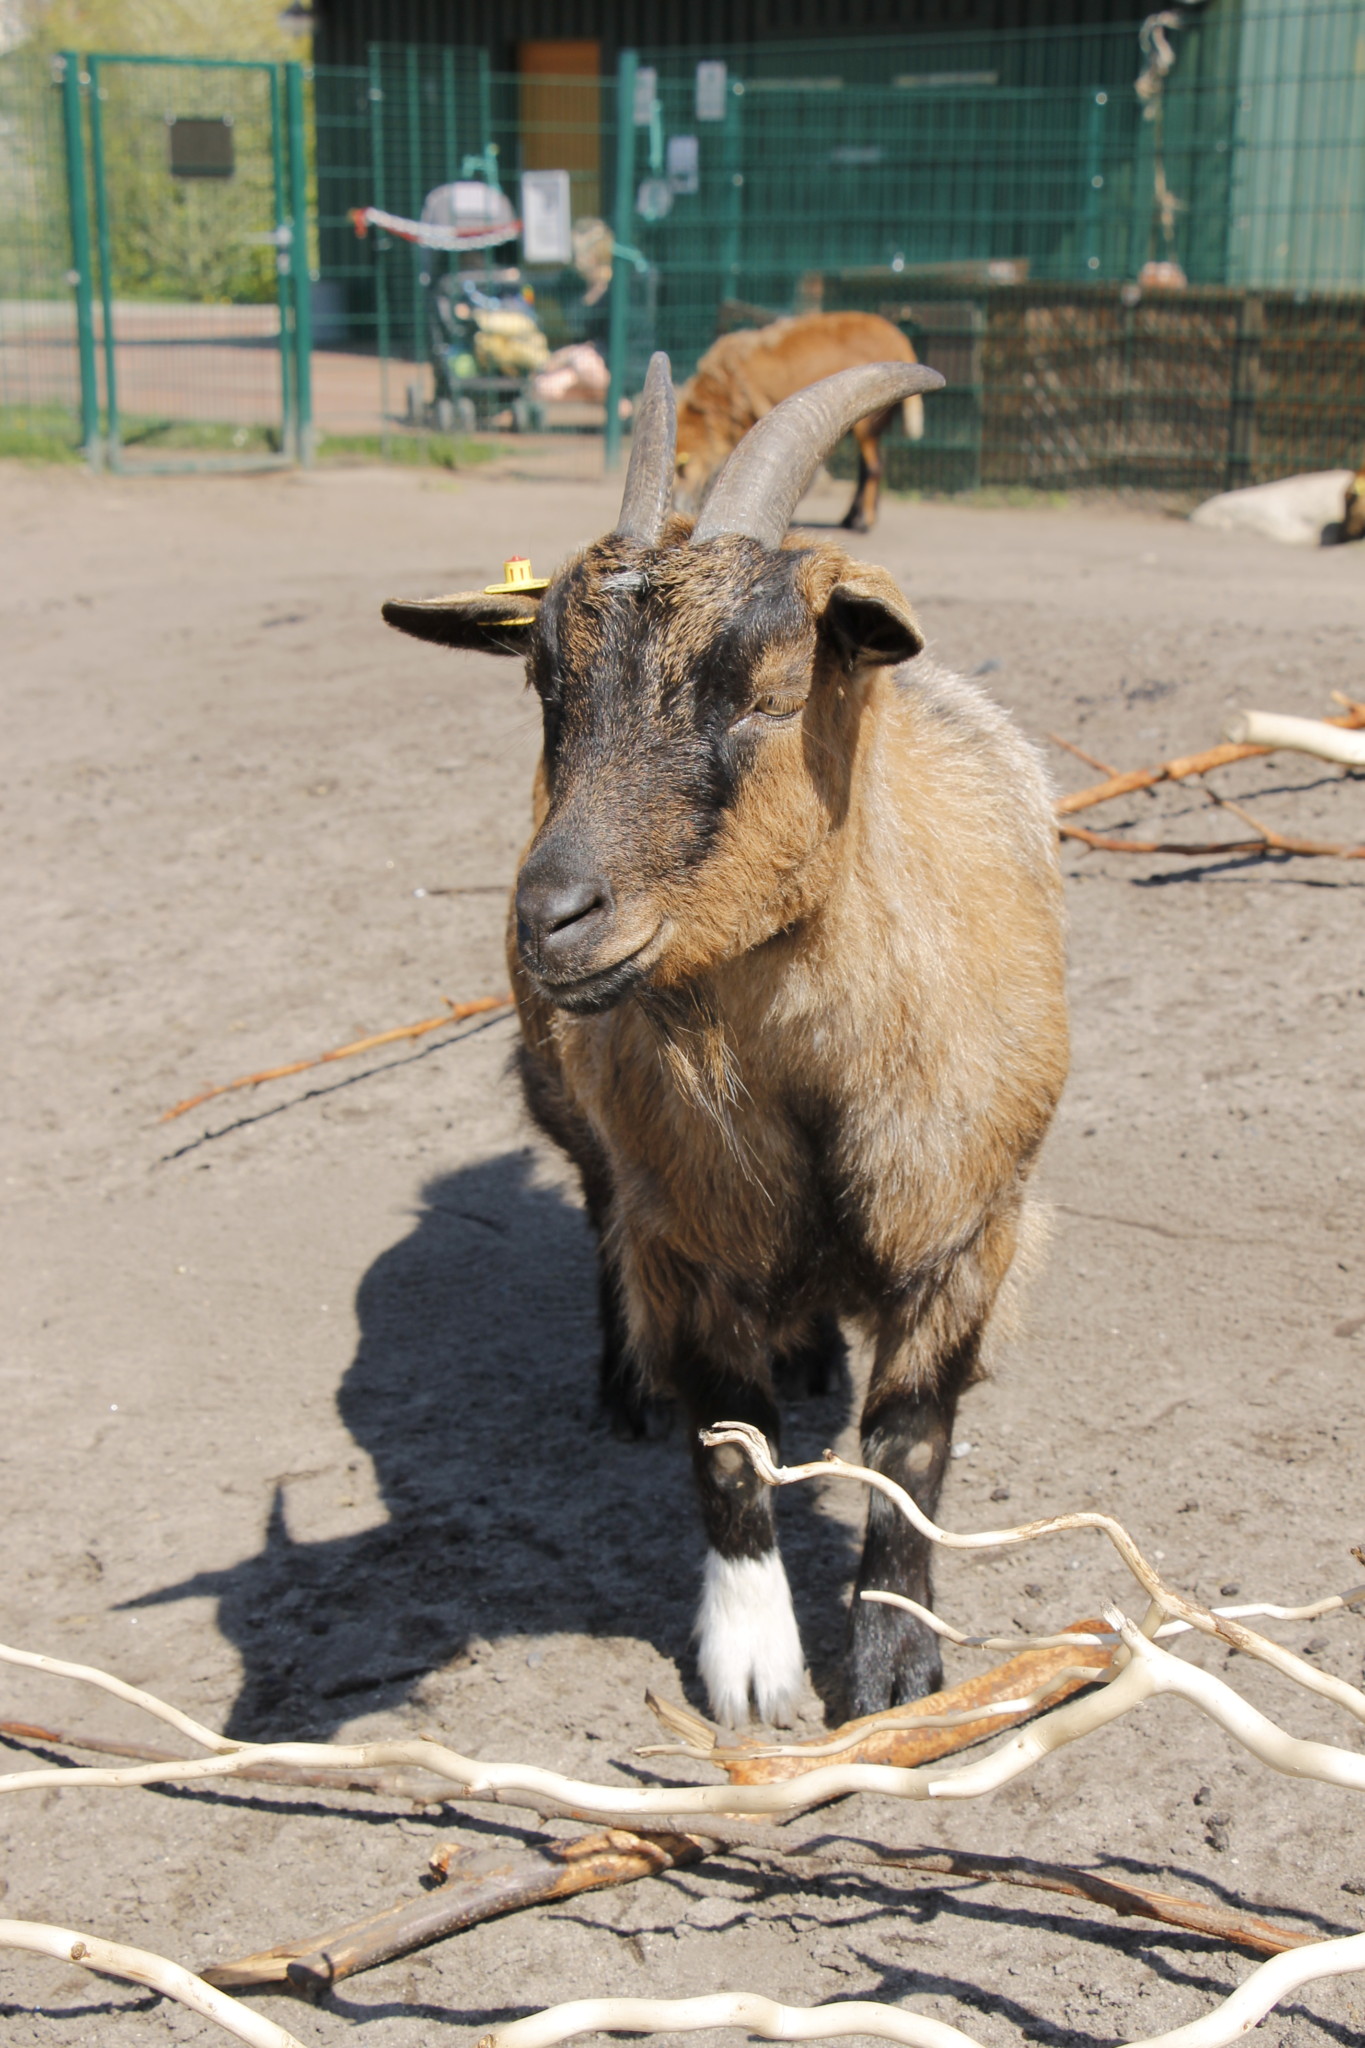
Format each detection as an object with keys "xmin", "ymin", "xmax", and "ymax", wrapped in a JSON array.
[
  {"xmin": 406, "ymin": 181, "xmax": 550, "ymax": 433},
  {"xmin": 426, "ymin": 266, "xmax": 549, "ymax": 432}
]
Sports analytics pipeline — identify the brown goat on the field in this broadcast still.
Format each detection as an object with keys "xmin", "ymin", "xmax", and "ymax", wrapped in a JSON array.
[
  {"xmin": 675, "ymin": 311, "xmax": 926, "ymax": 533},
  {"xmin": 384, "ymin": 357, "xmax": 1068, "ymax": 1725}
]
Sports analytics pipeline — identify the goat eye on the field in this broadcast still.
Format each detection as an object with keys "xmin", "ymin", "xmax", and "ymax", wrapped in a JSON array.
[{"xmin": 737, "ymin": 692, "xmax": 804, "ymax": 726}]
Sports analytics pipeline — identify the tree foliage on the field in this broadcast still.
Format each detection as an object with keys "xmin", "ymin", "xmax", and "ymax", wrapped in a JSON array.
[{"xmin": 12, "ymin": 0, "xmax": 308, "ymax": 304}]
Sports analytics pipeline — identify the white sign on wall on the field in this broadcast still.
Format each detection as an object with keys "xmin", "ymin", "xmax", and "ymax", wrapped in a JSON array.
[
  {"xmin": 519, "ymin": 169, "xmax": 573, "ymax": 264},
  {"xmin": 695, "ymin": 61, "xmax": 728, "ymax": 121},
  {"xmin": 667, "ymin": 133, "xmax": 699, "ymax": 194},
  {"xmin": 633, "ymin": 65, "xmax": 658, "ymax": 126}
]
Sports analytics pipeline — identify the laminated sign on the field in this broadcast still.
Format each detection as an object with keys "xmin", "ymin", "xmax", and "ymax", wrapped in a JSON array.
[
  {"xmin": 519, "ymin": 170, "xmax": 573, "ymax": 265},
  {"xmin": 167, "ymin": 115, "xmax": 234, "ymax": 179}
]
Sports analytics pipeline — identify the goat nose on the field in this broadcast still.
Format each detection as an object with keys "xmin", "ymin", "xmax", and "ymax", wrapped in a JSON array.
[{"xmin": 516, "ymin": 873, "xmax": 615, "ymax": 960}]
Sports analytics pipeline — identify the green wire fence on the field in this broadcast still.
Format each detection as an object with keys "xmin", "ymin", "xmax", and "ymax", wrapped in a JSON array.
[{"xmin": 7, "ymin": 1, "xmax": 1365, "ymax": 485}]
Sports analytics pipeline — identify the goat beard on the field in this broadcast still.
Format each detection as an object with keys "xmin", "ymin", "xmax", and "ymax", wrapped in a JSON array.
[{"xmin": 638, "ymin": 982, "xmax": 751, "ymax": 1161}]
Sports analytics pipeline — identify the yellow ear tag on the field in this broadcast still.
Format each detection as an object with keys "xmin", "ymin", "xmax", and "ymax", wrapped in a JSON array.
[{"xmin": 483, "ymin": 555, "xmax": 551, "ymax": 596}]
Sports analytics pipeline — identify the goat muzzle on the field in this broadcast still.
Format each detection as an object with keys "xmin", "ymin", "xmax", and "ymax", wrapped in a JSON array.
[{"xmin": 515, "ymin": 855, "xmax": 661, "ymax": 1013}]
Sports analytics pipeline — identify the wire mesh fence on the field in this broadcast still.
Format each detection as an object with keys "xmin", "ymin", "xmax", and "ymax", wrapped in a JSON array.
[
  {"xmin": 8, "ymin": 1, "xmax": 1365, "ymax": 487},
  {"xmin": 309, "ymin": 0, "xmax": 1365, "ymax": 492},
  {"xmin": 0, "ymin": 50, "xmax": 84, "ymax": 459},
  {"xmin": 85, "ymin": 54, "xmax": 298, "ymax": 470},
  {"xmin": 0, "ymin": 48, "xmax": 311, "ymax": 472}
]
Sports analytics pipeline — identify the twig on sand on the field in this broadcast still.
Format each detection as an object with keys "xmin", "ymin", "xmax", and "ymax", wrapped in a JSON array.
[
  {"xmin": 160, "ymin": 992, "xmax": 512, "ymax": 1122},
  {"xmin": 644, "ymin": 1625, "xmax": 1113, "ymax": 1782},
  {"xmin": 476, "ymin": 1937, "xmax": 1365, "ymax": 2048},
  {"xmin": 1047, "ymin": 733, "xmax": 1124, "ymax": 778},
  {"xmin": 203, "ymin": 1825, "xmax": 1317, "ymax": 1997},
  {"xmin": 204, "ymin": 1830, "xmax": 707, "ymax": 1994},
  {"xmin": 0, "ymin": 1720, "xmax": 446, "ymax": 1800},
  {"xmin": 1225, "ymin": 709, "xmax": 1365, "ymax": 768},
  {"xmin": 1059, "ymin": 820, "xmax": 1365, "ymax": 860},
  {"xmin": 0, "ymin": 1918, "xmax": 303, "ymax": 2048},
  {"xmin": 850, "ymin": 1846, "xmax": 1324, "ymax": 1957},
  {"xmin": 1053, "ymin": 701, "xmax": 1365, "ymax": 817}
]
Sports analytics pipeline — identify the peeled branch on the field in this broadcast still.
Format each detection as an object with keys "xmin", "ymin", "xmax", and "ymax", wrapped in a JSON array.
[
  {"xmin": 648, "ymin": 1623, "xmax": 1113, "ymax": 1784},
  {"xmin": 1054, "ymin": 699, "xmax": 1365, "ymax": 815},
  {"xmin": 1223, "ymin": 710, "xmax": 1365, "ymax": 767}
]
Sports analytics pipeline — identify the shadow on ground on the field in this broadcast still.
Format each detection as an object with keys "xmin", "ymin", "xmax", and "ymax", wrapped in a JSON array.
[{"xmin": 132, "ymin": 1149, "xmax": 859, "ymax": 1737}]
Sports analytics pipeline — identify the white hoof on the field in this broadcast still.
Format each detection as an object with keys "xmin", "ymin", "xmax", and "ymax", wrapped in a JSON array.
[{"xmin": 695, "ymin": 1549, "xmax": 805, "ymax": 1728}]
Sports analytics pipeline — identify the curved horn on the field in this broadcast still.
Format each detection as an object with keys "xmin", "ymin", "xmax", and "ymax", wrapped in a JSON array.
[
  {"xmin": 614, "ymin": 351, "xmax": 677, "ymax": 544},
  {"xmin": 692, "ymin": 361, "xmax": 945, "ymax": 549}
]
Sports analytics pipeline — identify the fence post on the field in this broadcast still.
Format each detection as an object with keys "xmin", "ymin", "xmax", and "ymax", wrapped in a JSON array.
[
  {"xmin": 85, "ymin": 56, "xmax": 120, "ymax": 464},
  {"xmin": 605, "ymin": 47, "xmax": 638, "ymax": 473},
  {"xmin": 57, "ymin": 51, "xmax": 99, "ymax": 461},
  {"xmin": 719, "ymin": 75, "xmax": 743, "ymax": 295},
  {"xmin": 268, "ymin": 64, "xmax": 295, "ymax": 460},
  {"xmin": 285, "ymin": 60, "xmax": 314, "ymax": 462},
  {"xmin": 405, "ymin": 43, "xmax": 425, "ymax": 367},
  {"xmin": 367, "ymin": 48, "xmax": 392, "ymax": 457}
]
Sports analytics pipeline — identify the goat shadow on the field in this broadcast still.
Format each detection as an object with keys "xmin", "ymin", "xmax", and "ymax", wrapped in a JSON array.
[{"xmin": 131, "ymin": 1149, "xmax": 859, "ymax": 1739}]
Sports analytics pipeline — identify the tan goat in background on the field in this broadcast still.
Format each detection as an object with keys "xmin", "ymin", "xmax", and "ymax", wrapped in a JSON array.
[{"xmin": 673, "ymin": 311, "xmax": 927, "ymax": 533}]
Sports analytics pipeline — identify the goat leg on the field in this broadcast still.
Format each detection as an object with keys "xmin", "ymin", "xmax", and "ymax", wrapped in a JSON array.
[
  {"xmin": 687, "ymin": 1359, "xmax": 805, "ymax": 1730},
  {"xmin": 841, "ymin": 408, "xmax": 893, "ymax": 533},
  {"xmin": 848, "ymin": 1329, "xmax": 981, "ymax": 1717},
  {"xmin": 597, "ymin": 1250, "xmax": 670, "ymax": 1440}
]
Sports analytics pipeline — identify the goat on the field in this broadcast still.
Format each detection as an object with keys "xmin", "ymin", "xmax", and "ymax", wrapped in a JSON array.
[
  {"xmin": 383, "ymin": 356, "xmax": 1069, "ymax": 1725},
  {"xmin": 674, "ymin": 311, "xmax": 927, "ymax": 533}
]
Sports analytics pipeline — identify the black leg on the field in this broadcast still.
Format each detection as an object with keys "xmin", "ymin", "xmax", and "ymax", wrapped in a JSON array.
[
  {"xmin": 841, "ymin": 452, "xmax": 873, "ymax": 532},
  {"xmin": 847, "ymin": 1335, "xmax": 977, "ymax": 1717},
  {"xmin": 596, "ymin": 1248, "xmax": 671, "ymax": 1440},
  {"xmin": 685, "ymin": 1360, "xmax": 780, "ymax": 1561},
  {"xmin": 773, "ymin": 1313, "xmax": 847, "ymax": 1401}
]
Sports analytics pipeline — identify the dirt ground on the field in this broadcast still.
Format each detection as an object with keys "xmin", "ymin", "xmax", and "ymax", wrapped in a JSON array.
[{"xmin": 2, "ymin": 451, "xmax": 1364, "ymax": 2048}]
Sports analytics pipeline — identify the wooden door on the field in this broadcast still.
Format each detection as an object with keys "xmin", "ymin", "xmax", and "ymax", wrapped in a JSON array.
[{"xmin": 519, "ymin": 40, "xmax": 602, "ymax": 222}]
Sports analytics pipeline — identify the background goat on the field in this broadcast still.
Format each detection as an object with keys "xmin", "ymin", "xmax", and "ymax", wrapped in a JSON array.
[
  {"xmin": 384, "ymin": 357, "xmax": 1069, "ymax": 1725},
  {"xmin": 674, "ymin": 311, "xmax": 926, "ymax": 533}
]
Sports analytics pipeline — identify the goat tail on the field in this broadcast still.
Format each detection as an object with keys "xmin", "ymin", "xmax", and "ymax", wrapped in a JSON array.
[{"xmin": 902, "ymin": 393, "xmax": 925, "ymax": 442}]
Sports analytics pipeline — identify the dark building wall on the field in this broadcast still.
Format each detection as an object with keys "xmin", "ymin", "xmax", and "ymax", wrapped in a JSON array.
[{"xmin": 314, "ymin": 0, "xmax": 1149, "ymax": 73}]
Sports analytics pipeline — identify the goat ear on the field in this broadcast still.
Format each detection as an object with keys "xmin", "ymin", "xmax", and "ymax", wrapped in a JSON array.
[
  {"xmin": 381, "ymin": 590, "xmax": 541, "ymax": 657},
  {"xmin": 819, "ymin": 567, "xmax": 924, "ymax": 667}
]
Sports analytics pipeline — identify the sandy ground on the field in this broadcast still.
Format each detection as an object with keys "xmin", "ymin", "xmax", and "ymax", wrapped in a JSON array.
[{"xmin": 2, "ymin": 453, "xmax": 1364, "ymax": 2048}]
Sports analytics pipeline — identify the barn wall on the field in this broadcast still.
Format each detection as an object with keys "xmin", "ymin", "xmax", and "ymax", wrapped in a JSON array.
[{"xmin": 313, "ymin": 0, "xmax": 1149, "ymax": 73}]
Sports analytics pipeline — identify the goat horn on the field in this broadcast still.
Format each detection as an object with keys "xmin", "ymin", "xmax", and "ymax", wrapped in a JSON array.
[
  {"xmin": 614, "ymin": 352, "xmax": 677, "ymax": 545},
  {"xmin": 691, "ymin": 361, "xmax": 945, "ymax": 549}
]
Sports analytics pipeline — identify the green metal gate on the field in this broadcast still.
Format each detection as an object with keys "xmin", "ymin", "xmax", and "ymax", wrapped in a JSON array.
[{"xmin": 61, "ymin": 51, "xmax": 312, "ymax": 470}]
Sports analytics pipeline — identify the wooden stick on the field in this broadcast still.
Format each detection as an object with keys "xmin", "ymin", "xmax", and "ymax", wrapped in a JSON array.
[
  {"xmin": 160, "ymin": 993, "xmax": 513, "ymax": 1123},
  {"xmin": 1047, "ymin": 733, "xmax": 1123, "ymax": 777},
  {"xmin": 202, "ymin": 1830, "xmax": 707, "ymax": 1994},
  {"xmin": 697, "ymin": 1625, "xmax": 1114, "ymax": 1785},
  {"xmin": 479, "ymin": 1939, "xmax": 1365, "ymax": 2048},
  {"xmin": 0, "ymin": 1720, "xmax": 447, "ymax": 1801},
  {"xmin": 201, "ymin": 1821, "xmax": 1321, "ymax": 1999},
  {"xmin": 859, "ymin": 1847, "xmax": 1325, "ymax": 1958},
  {"xmin": 1226, "ymin": 709, "xmax": 1365, "ymax": 768},
  {"xmin": 1054, "ymin": 703, "xmax": 1365, "ymax": 816},
  {"xmin": 1060, "ymin": 822, "xmax": 1365, "ymax": 860},
  {"xmin": 0, "ymin": 1918, "xmax": 304, "ymax": 2047}
]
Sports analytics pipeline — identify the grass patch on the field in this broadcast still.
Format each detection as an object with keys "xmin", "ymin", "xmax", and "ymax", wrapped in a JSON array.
[
  {"xmin": 0, "ymin": 407, "xmax": 84, "ymax": 463},
  {"xmin": 116, "ymin": 418, "xmax": 284, "ymax": 457},
  {"xmin": 889, "ymin": 484, "xmax": 1073, "ymax": 510},
  {"xmin": 315, "ymin": 429, "xmax": 498, "ymax": 470},
  {"xmin": 0, "ymin": 407, "xmax": 500, "ymax": 470}
]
